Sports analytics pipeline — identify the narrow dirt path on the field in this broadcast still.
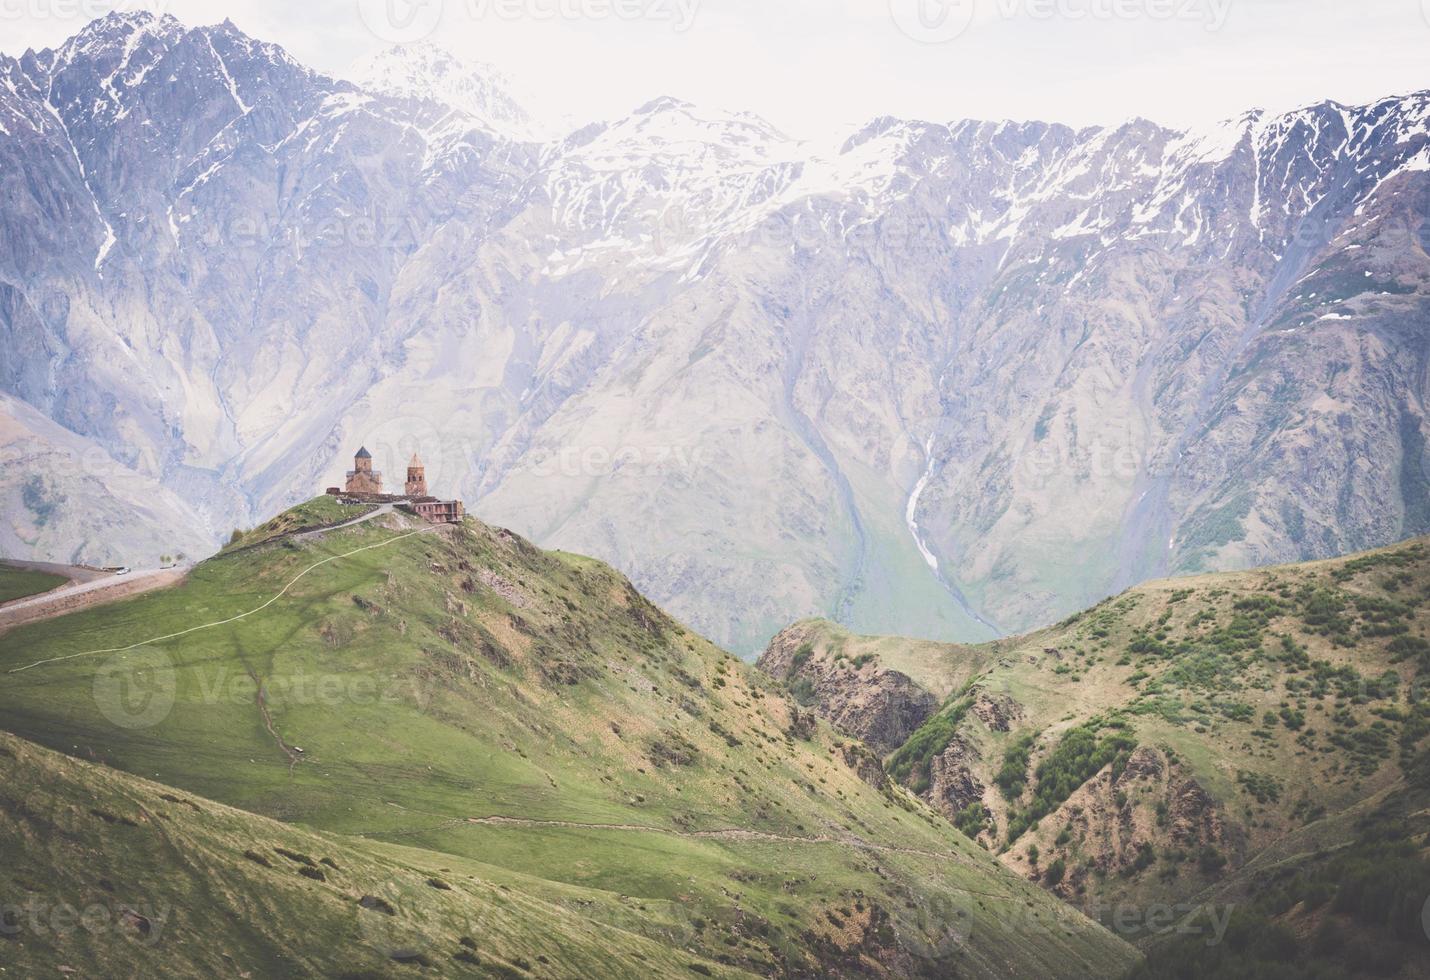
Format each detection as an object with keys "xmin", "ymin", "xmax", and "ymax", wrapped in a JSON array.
[
  {"xmin": 375, "ymin": 811, "xmax": 1006, "ymax": 870},
  {"xmin": 459, "ymin": 814, "xmax": 968, "ymax": 861},
  {"xmin": 363, "ymin": 813, "xmax": 1020, "ymax": 901},
  {"xmin": 249, "ymin": 669, "xmax": 303, "ymax": 770},
  {"xmin": 8, "ymin": 517, "xmax": 438, "ymax": 674}
]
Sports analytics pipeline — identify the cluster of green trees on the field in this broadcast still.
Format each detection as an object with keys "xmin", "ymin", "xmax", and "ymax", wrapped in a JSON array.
[
  {"xmin": 952, "ymin": 802, "xmax": 990, "ymax": 839},
  {"xmin": 1005, "ymin": 719, "xmax": 1137, "ymax": 843},
  {"xmin": 994, "ymin": 730, "xmax": 1039, "ymax": 800},
  {"xmin": 886, "ymin": 694, "xmax": 975, "ymax": 794}
]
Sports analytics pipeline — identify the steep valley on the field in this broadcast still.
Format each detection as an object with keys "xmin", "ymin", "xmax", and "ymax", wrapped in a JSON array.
[{"xmin": 761, "ymin": 538, "xmax": 1430, "ymax": 975}]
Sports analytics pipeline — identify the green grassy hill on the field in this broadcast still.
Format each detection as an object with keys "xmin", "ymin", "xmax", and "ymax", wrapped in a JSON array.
[
  {"xmin": 0, "ymin": 729, "xmax": 748, "ymax": 978},
  {"xmin": 0, "ymin": 500, "xmax": 1136, "ymax": 978},
  {"xmin": 0, "ymin": 563, "xmax": 67, "ymax": 604},
  {"xmin": 763, "ymin": 539, "xmax": 1430, "ymax": 973}
]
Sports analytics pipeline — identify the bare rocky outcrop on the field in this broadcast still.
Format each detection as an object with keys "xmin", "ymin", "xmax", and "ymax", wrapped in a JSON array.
[
  {"xmin": 1167, "ymin": 778, "xmax": 1213, "ymax": 845},
  {"xmin": 927, "ymin": 736, "xmax": 986, "ymax": 818},
  {"xmin": 758, "ymin": 624, "xmax": 938, "ymax": 754},
  {"xmin": 1004, "ymin": 746, "xmax": 1239, "ymax": 900},
  {"xmin": 839, "ymin": 743, "xmax": 890, "ymax": 792},
  {"xmin": 969, "ymin": 690, "xmax": 1022, "ymax": 732},
  {"xmin": 787, "ymin": 706, "xmax": 818, "ymax": 742}
]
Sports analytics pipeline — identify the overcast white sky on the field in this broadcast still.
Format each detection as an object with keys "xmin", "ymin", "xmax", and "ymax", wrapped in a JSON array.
[{"xmin": 3, "ymin": 0, "xmax": 1428, "ymax": 138}]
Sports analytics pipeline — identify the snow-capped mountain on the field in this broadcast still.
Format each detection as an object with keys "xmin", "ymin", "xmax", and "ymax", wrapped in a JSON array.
[
  {"xmin": 346, "ymin": 42, "xmax": 545, "ymax": 142},
  {"xmin": 4, "ymin": 13, "xmax": 1429, "ymax": 652}
]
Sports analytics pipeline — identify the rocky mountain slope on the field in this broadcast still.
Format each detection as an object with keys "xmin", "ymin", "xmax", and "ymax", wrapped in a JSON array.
[
  {"xmin": 4, "ymin": 13, "xmax": 1430, "ymax": 652},
  {"xmin": 759, "ymin": 538, "xmax": 1430, "ymax": 971},
  {"xmin": 0, "ymin": 498, "xmax": 1136, "ymax": 977}
]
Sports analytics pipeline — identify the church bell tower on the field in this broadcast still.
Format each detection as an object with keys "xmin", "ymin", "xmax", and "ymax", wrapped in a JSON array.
[{"xmin": 405, "ymin": 453, "xmax": 428, "ymax": 497}]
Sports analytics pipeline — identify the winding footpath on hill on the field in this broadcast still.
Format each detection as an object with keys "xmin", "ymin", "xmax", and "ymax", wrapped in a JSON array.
[
  {"xmin": 7, "ymin": 506, "xmax": 430, "ymax": 674},
  {"xmin": 358, "ymin": 812, "xmax": 1053, "ymax": 907},
  {"xmin": 368, "ymin": 810, "xmax": 1017, "ymax": 887}
]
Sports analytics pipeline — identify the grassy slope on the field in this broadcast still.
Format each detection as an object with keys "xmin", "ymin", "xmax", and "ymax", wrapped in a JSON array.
[
  {"xmin": 778, "ymin": 539, "xmax": 1430, "ymax": 955},
  {"xmin": 0, "ymin": 501, "xmax": 1135, "ymax": 978},
  {"xmin": 0, "ymin": 564, "xmax": 68, "ymax": 604},
  {"xmin": 0, "ymin": 729, "xmax": 748, "ymax": 979},
  {"xmin": 220, "ymin": 496, "xmax": 378, "ymax": 553}
]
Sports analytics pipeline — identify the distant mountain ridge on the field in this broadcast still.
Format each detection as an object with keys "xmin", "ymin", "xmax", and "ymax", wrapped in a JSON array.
[{"xmin": 3, "ymin": 12, "xmax": 1429, "ymax": 651}]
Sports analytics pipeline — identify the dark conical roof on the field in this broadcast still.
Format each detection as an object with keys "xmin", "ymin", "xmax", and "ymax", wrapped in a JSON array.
[{"xmin": 355, "ymin": 447, "xmax": 372, "ymax": 459}]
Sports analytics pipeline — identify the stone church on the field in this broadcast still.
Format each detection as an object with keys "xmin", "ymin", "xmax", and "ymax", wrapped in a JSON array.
[
  {"xmin": 334, "ymin": 446, "xmax": 464, "ymax": 524},
  {"xmin": 344, "ymin": 447, "xmax": 383, "ymax": 494}
]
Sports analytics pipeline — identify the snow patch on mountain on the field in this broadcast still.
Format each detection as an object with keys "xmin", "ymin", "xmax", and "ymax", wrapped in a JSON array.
[{"xmin": 347, "ymin": 43, "xmax": 544, "ymax": 141}]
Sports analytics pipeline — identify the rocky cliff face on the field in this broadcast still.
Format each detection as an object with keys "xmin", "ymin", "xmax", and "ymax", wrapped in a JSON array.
[
  {"xmin": 1002, "ymin": 747, "xmax": 1240, "ymax": 903},
  {"xmin": 757, "ymin": 621, "xmax": 938, "ymax": 754},
  {"xmin": 926, "ymin": 734, "xmax": 987, "ymax": 826},
  {"xmin": 5, "ymin": 13, "xmax": 1430, "ymax": 649}
]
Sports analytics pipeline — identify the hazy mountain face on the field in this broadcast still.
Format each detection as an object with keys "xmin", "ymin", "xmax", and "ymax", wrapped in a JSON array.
[{"xmin": 4, "ymin": 12, "xmax": 1429, "ymax": 651}]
